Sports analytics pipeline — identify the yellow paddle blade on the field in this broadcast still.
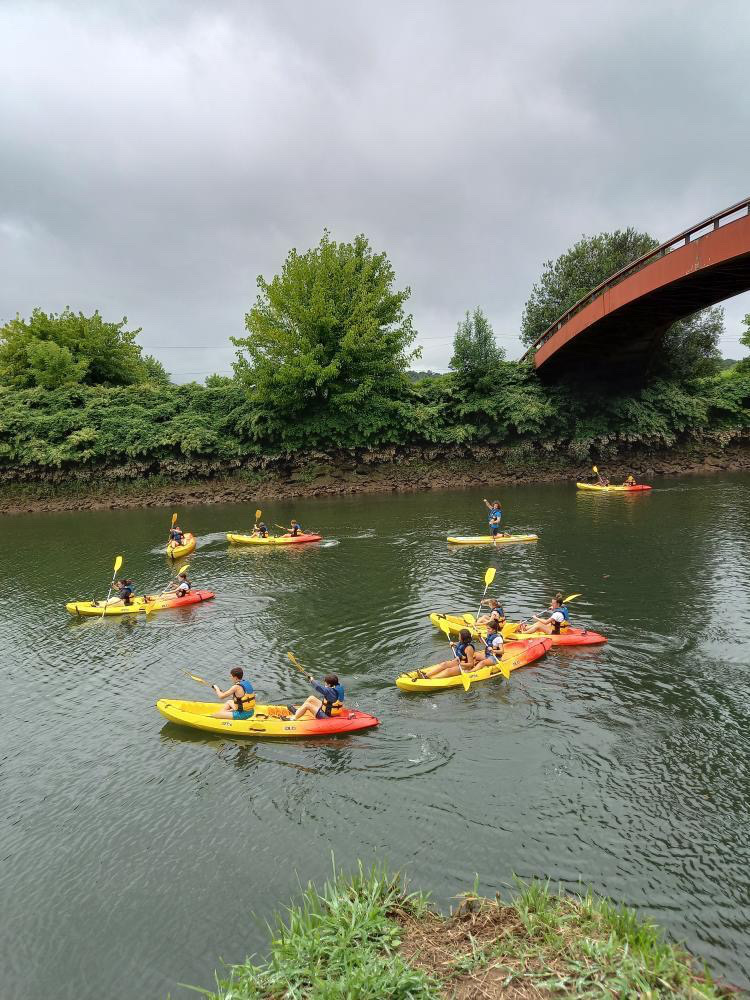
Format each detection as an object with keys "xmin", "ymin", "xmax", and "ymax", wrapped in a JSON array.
[
  {"xmin": 500, "ymin": 661, "xmax": 510, "ymax": 680},
  {"xmin": 287, "ymin": 651, "xmax": 307, "ymax": 674},
  {"xmin": 171, "ymin": 512, "xmax": 178, "ymax": 526},
  {"xmin": 113, "ymin": 555, "xmax": 123, "ymax": 574},
  {"xmin": 177, "ymin": 564, "xmax": 190, "ymax": 575},
  {"xmin": 183, "ymin": 670, "xmax": 210, "ymax": 686},
  {"xmin": 592, "ymin": 465, "xmax": 598, "ymax": 474},
  {"xmin": 255, "ymin": 509, "xmax": 262, "ymax": 520},
  {"xmin": 461, "ymin": 672, "xmax": 471, "ymax": 691},
  {"xmin": 484, "ymin": 567, "xmax": 496, "ymax": 586},
  {"xmin": 438, "ymin": 619, "xmax": 453, "ymax": 639},
  {"xmin": 563, "ymin": 592, "xmax": 582, "ymax": 603}
]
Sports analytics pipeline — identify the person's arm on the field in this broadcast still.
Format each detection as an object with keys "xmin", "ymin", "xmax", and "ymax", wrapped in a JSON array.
[
  {"xmin": 482, "ymin": 498, "xmax": 492, "ymax": 510},
  {"xmin": 212, "ymin": 683, "xmax": 239, "ymax": 700},
  {"xmin": 311, "ymin": 679, "xmax": 340, "ymax": 702},
  {"xmin": 464, "ymin": 645, "xmax": 476, "ymax": 667}
]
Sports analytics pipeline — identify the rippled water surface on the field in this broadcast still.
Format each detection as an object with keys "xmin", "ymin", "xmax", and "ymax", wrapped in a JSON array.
[{"xmin": 2, "ymin": 476, "xmax": 750, "ymax": 998}]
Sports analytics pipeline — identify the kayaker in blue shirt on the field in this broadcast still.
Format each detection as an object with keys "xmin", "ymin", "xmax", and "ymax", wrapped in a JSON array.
[
  {"xmin": 412, "ymin": 628, "xmax": 476, "ymax": 680},
  {"xmin": 483, "ymin": 497, "xmax": 504, "ymax": 538},
  {"xmin": 210, "ymin": 667, "xmax": 256, "ymax": 720},
  {"xmin": 253, "ymin": 521, "xmax": 269, "ymax": 538},
  {"xmin": 108, "ymin": 578, "xmax": 135, "ymax": 606},
  {"xmin": 169, "ymin": 525, "xmax": 185, "ymax": 545},
  {"xmin": 290, "ymin": 673, "xmax": 345, "ymax": 721},
  {"xmin": 288, "ymin": 519, "xmax": 303, "ymax": 537}
]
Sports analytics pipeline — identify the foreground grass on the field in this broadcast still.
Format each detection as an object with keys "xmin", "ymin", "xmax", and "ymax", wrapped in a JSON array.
[{"xmin": 194, "ymin": 865, "xmax": 735, "ymax": 999}]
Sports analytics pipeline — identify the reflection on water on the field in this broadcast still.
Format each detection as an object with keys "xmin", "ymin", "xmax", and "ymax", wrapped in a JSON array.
[{"xmin": 0, "ymin": 475, "xmax": 749, "ymax": 999}]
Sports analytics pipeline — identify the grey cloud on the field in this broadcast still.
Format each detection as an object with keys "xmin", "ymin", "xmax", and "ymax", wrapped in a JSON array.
[{"xmin": 1, "ymin": 0, "xmax": 748, "ymax": 379}]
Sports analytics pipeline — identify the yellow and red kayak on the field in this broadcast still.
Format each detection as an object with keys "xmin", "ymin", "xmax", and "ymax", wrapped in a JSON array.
[
  {"xmin": 66, "ymin": 590, "xmax": 215, "ymax": 616},
  {"xmin": 226, "ymin": 532, "xmax": 322, "ymax": 546},
  {"xmin": 167, "ymin": 532, "xmax": 196, "ymax": 560},
  {"xmin": 156, "ymin": 699, "xmax": 379, "ymax": 738},
  {"xmin": 576, "ymin": 483, "xmax": 651, "ymax": 492},
  {"xmin": 428, "ymin": 612, "xmax": 607, "ymax": 646},
  {"xmin": 395, "ymin": 638, "xmax": 551, "ymax": 691},
  {"xmin": 446, "ymin": 533, "xmax": 538, "ymax": 545}
]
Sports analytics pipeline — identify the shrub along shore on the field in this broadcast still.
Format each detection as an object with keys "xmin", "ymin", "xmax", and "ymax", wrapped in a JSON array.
[
  {"xmin": 1, "ymin": 374, "xmax": 749, "ymax": 514},
  {"xmin": 197, "ymin": 865, "xmax": 736, "ymax": 998}
]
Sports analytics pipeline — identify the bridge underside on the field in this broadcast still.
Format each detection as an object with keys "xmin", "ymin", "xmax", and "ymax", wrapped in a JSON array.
[{"xmin": 534, "ymin": 212, "xmax": 750, "ymax": 381}]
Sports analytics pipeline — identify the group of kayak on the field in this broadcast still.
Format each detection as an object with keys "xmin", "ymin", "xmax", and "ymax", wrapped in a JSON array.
[
  {"xmin": 395, "ymin": 585, "xmax": 607, "ymax": 692},
  {"xmin": 65, "ymin": 493, "xmax": 614, "ymax": 738}
]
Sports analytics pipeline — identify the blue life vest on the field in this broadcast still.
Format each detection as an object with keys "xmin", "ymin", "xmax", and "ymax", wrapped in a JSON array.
[
  {"xmin": 454, "ymin": 640, "xmax": 474, "ymax": 663},
  {"xmin": 488, "ymin": 507, "xmax": 502, "ymax": 524},
  {"xmin": 560, "ymin": 605, "xmax": 570, "ymax": 622},
  {"xmin": 118, "ymin": 585, "xmax": 133, "ymax": 598},
  {"xmin": 484, "ymin": 633, "xmax": 503, "ymax": 656},
  {"xmin": 234, "ymin": 679, "xmax": 255, "ymax": 713}
]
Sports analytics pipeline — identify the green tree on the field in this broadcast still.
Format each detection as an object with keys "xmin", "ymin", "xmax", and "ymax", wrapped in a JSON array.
[
  {"xmin": 449, "ymin": 308, "xmax": 505, "ymax": 387},
  {"xmin": 0, "ymin": 308, "xmax": 169, "ymax": 388},
  {"xmin": 651, "ymin": 306, "xmax": 723, "ymax": 379},
  {"xmin": 736, "ymin": 312, "xmax": 750, "ymax": 373},
  {"xmin": 520, "ymin": 228, "xmax": 658, "ymax": 348},
  {"xmin": 232, "ymin": 232, "xmax": 420, "ymax": 448}
]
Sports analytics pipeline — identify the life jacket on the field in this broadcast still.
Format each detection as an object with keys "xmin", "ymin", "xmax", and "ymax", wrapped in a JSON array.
[
  {"xmin": 118, "ymin": 585, "xmax": 133, "ymax": 603},
  {"xmin": 176, "ymin": 579, "xmax": 191, "ymax": 595},
  {"xmin": 488, "ymin": 508, "xmax": 501, "ymax": 524},
  {"xmin": 320, "ymin": 683, "xmax": 345, "ymax": 717},
  {"xmin": 291, "ymin": 523, "xmax": 301, "ymax": 536},
  {"xmin": 484, "ymin": 632, "xmax": 504, "ymax": 656},
  {"xmin": 454, "ymin": 640, "xmax": 474, "ymax": 663},
  {"xmin": 550, "ymin": 609, "xmax": 569, "ymax": 634},
  {"xmin": 233, "ymin": 679, "xmax": 255, "ymax": 714},
  {"xmin": 170, "ymin": 529, "xmax": 184, "ymax": 543},
  {"xmin": 489, "ymin": 605, "xmax": 505, "ymax": 621},
  {"xmin": 258, "ymin": 524, "xmax": 269, "ymax": 537}
]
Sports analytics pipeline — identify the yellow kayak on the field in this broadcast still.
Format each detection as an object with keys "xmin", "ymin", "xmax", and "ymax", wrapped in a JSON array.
[
  {"xmin": 226, "ymin": 532, "xmax": 322, "ymax": 546},
  {"xmin": 395, "ymin": 638, "xmax": 552, "ymax": 691},
  {"xmin": 428, "ymin": 612, "xmax": 607, "ymax": 646},
  {"xmin": 446, "ymin": 533, "xmax": 538, "ymax": 545},
  {"xmin": 576, "ymin": 483, "xmax": 651, "ymax": 492},
  {"xmin": 66, "ymin": 590, "xmax": 215, "ymax": 616},
  {"xmin": 156, "ymin": 700, "xmax": 379, "ymax": 737},
  {"xmin": 167, "ymin": 532, "xmax": 196, "ymax": 560}
]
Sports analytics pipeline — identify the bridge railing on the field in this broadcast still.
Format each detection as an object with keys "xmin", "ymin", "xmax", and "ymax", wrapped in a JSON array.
[{"xmin": 521, "ymin": 196, "xmax": 750, "ymax": 362}]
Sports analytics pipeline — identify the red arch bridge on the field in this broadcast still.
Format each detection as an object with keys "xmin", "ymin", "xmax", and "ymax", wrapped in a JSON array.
[{"xmin": 522, "ymin": 197, "xmax": 750, "ymax": 377}]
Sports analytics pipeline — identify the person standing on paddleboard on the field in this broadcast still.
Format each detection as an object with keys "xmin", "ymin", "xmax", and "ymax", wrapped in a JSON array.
[{"xmin": 483, "ymin": 498, "xmax": 504, "ymax": 538}]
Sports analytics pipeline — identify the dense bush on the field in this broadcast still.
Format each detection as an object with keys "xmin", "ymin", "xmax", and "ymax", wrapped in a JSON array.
[{"xmin": 0, "ymin": 366, "xmax": 747, "ymax": 474}]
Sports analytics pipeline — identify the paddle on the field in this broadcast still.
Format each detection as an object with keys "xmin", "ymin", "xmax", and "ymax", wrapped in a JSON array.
[
  {"xmin": 438, "ymin": 618, "xmax": 470, "ymax": 691},
  {"xmin": 475, "ymin": 567, "xmax": 497, "ymax": 619},
  {"xmin": 183, "ymin": 670, "xmax": 211, "ymax": 687},
  {"xmin": 145, "ymin": 563, "xmax": 190, "ymax": 613},
  {"xmin": 100, "ymin": 555, "xmax": 123, "ymax": 620},
  {"xmin": 519, "ymin": 592, "xmax": 582, "ymax": 628},
  {"xmin": 287, "ymin": 651, "xmax": 313, "ymax": 682},
  {"xmin": 169, "ymin": 511, "xmax": 177, "ymax": 539}
]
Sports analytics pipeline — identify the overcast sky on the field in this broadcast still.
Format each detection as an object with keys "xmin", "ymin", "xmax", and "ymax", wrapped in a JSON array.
[{"xmin": 1, "ymin": 0, "xmax": 748, "ymax": 380}]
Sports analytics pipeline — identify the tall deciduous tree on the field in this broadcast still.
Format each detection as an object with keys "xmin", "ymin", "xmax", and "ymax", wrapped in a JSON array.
[
  {"xmin": 449, "ymin": 308, "xmax": 505, "ymax": 387},
  {"xmin": 0, "ymin": 308, "xmax": 169, "ymax": 388},
  {"xmin": 232, "ymin": 232, "xmax": 420, "ymax": 447},
  {"xmin": 520, "ymin": 229, "xmax": 658, "ymax": 348},
  {"xmin": 652, "ymin": 306, "xmax": 723, "ymax": 378}
]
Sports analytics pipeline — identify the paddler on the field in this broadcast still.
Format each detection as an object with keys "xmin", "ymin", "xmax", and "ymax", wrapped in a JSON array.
[
  {"xmin": 411, "ymin": 627, "xmax": 476, "ymax": 680},
  {"xmin": 288, "ymin": 519, "xmax": 303, "ymax": 537},
  {"xmin": 593, "ymin": 470, "xmax": 609, "ymax": 486},
  {"xmin": 477, "ymin": 598, "xmax": 505, "ymax": 626},
  {"xmin": 101, "ymin": 578, "xmax": 135, "ymax": 607},
  {"xmin": 210, "ymin": 667, "xmax": 256, "ymax": 720},
  {"xmin": 168, "ymin": 524, "xmax": 185, "ymax": 546},
  {"xmin": 160, "ymin": 571, "xmax": 191, "ymax": 600},
  {"xmin": 624, "ymin": 473, "xmax": 637, "ymax": 486},
  {"xmin": 519, "ymin": 593, "xmax": 570, "ymax": 635},
  {"xmin": 482, "ymin": 497, "xmax": 504, "ymax": 538},
  {"xmin": 474, "ymin": 619, "xmax": 504, "ymax": 669},
  {"xmin": 289, "ymin": 672, "xmax": 345, "ymax": 721},
  {"xmin": 252, "ymin": 521, "xmax": 269, "ymax": 538}
]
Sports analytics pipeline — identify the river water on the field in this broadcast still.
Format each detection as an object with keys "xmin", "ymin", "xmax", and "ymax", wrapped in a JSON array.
[{"xmin": 1, "ymin": 475, "xmax": 749, "ymax": 998}]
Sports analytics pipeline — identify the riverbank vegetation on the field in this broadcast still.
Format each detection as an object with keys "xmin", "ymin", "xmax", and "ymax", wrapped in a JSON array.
[
  {"xmin": 1, "ymin": 232, "xmax": 748, "ymax": 498},
  {"xmin": 198, "ymin": 864, "xmax": 733, "ymax": 998}
]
